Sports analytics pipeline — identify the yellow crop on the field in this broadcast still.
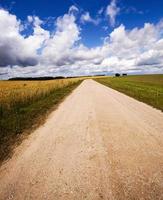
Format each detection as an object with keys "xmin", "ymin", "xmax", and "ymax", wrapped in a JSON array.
[{"xmin": 0, "ymin": 78, "xmax": 81, "ymax": 108}]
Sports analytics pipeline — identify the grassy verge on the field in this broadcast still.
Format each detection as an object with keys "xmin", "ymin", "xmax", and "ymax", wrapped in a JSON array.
[
  {"xmin": 0, "ymin": 80, "xmax": 82, "ymax": 163},
  {"xmin": 95, "ymin": 74, "xmax": 163, "ymax": 112}
]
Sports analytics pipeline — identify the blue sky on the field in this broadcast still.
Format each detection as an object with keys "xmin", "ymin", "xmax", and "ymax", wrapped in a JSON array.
[
  {"xmin": 1, "ymin": 0, "xmax": 163, "ymax": 47},
  {"xmin": 0, "ymin": 0, "xmax": 163, "ymax": 78}
]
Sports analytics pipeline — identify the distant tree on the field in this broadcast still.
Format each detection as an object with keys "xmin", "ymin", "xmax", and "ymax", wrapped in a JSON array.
[
  {"xmin": 122, "ymin": 73, "xmax": 127, "ymax": 76},
  {"xmin": 8, "ymin": 76, "xmax": 65, "ymax": 81},
  {"xmin": 115, "ymin": 73, "xmax": 120, "ymax": 77},
  {"xmin": 53, "ymin": 76, "xmax": 65, "ymax": 79}
]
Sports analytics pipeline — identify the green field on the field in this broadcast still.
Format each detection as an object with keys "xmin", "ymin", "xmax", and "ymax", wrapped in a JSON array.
[
  {"xmin": 0, "ymin": 78, "xmax": 82, "ymax": 163},
  {"xmin": 95, "ymin": 74, "xmax": 163, "ymax": 112}
]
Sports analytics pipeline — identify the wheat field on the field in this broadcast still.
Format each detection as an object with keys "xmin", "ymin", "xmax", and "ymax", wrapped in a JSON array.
[
  {"xmin": 0, "ymin": 78, "xmax": 81, "ymax": 108},
  {"xmin": 0, "ymin": 78, "xmax": 82, "ymax": 162}
]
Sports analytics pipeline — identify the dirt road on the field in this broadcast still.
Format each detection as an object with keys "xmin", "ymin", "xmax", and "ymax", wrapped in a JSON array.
[{"xmin": 0, "ymin": 79, "xmax": 163, "ymax": 200}]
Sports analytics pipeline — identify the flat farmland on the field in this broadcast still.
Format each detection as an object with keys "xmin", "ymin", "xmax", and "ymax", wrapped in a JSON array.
[
  {"xmin": 95, "ymin": 74, "xmax": 163, "ymax": 112},
  {"xmin": 0, "ymin": 79, "xmax": 163, "ymax": 200},
  {"xmin": 0, "ymin": 78, "xmax": 82, "ymax": 162}
]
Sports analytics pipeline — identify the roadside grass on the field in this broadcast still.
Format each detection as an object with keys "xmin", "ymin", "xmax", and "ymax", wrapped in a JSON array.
[
  {"xmin": 95, "ymin": 74, "xmax": 163, "ymax": 112},
  {"xmin": 0, "ymin": 79, "xmax": 82, "ymax": 163}
]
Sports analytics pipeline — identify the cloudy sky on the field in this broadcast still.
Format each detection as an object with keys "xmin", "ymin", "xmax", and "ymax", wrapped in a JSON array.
[{"xmin": 0, "ymin": 0, "xmax": 163, "ymax": 79}]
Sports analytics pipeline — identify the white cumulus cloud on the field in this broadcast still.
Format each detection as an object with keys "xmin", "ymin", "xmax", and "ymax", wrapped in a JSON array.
[
  {"xmin": 0, "ymin": 9, "xmax": 49, "ymax": 67},
  {"xmin": 0, "ymin": 6, "xmax": 163, "ymax": 79},
  {"xmin": 80, "ymin": 12, "xmax": 100, "ymax": 25},
  {"xmin": 106, "ymin": 0, "xmax": 120, "ymax": 27}
]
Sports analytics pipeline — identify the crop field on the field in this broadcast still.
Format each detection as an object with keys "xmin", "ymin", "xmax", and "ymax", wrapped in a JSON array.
[
  {"xmin": 95, "ymin": 74, "xmax": 163, "ymax": 112},
  {"xmin": 0, "ymin": 78, "xmax": 82, "ymax": 162},
  {"xmin": 0, "ymin": 76, "xmax": 163, "ymax": 199}
]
